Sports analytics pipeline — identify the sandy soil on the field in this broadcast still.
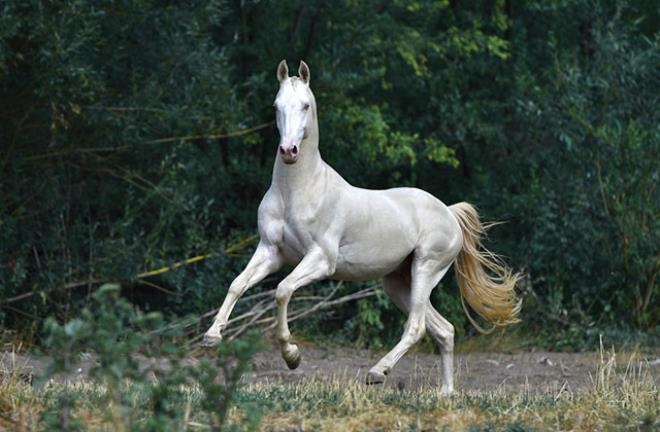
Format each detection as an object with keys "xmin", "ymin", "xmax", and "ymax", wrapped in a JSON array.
[{"xmin": 3, "ymin": 345, "xmax": 658, "ymax": 394}]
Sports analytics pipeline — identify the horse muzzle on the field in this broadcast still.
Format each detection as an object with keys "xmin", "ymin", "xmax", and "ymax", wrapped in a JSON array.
[{"xmin": 279, "ymin": 143, "xmax": 299, "ymax": 164}]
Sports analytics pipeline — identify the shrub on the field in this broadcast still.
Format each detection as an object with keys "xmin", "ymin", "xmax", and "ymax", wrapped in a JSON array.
[{"xmin": 40, "ymin": 284, "xmax": 263, "ymax": 431}]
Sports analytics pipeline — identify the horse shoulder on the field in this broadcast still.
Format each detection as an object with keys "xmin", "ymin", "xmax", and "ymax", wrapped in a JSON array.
[{"xmin": 257, "ymin": 188, "xmax": 285, "ymax": 246}]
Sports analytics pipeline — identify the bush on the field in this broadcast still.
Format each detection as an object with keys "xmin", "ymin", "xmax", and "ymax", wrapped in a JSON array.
[
  {"xmin": 40, "ymin": 284, "xmax": 263, "ymax": 431},
  {"xmin": 503, "ymin": 6, "xmax": 659, "ymax": 332}
]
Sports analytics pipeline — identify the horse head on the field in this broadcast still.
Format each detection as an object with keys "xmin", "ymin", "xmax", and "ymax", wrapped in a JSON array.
[{"xmin": 274, "ymin": 60, "xmax": 315, "ymax": 164}]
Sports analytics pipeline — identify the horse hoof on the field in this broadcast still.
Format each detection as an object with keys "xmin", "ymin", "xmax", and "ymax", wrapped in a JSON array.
[
  {"xmin": 366, "ymin": 370, "xmax": 386, "ymax": 385},
  {"xmin": 440, "ymin": 386, "xmax": 454, "ymax": 396},
  {"xmin": 201, "ymin": 334, "xmax": 222, "ymax": 348},
  {"xmin": 283, "ymin": 345, "xmax": 301, "ymax": 370}
]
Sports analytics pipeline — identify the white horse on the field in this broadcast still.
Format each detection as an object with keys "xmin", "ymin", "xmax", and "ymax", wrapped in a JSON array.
[{"xmin": 203, "ymin": 60, "xmax": 521, "ymax": 394}]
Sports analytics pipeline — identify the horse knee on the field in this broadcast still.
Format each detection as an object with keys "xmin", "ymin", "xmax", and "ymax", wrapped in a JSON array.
[
  {"xmin": 442, "ymin": 322, "xmax": 455, "ymax": 341},
  {"xmin": 404, "ymin": 319, "xmax": 426, "ymax": 344},
  {"xmin": 442, "ymin": 326, "xmax": 455, "ymax": 352},
  {"xmin": 428, "ymin": 319, "xmax": 454, "ymax": 352},
  {"xmin": 414, "ymin": 321, "xmax": 426, "ymax": 340},
  {"xmin": 275, "ymin": 282, "xmax": 293, "ymax": 306}
]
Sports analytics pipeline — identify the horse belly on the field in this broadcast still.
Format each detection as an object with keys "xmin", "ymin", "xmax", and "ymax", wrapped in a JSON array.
[
  {"xmin": 333, "ymin": 256, "xmax": 409, "ymax": 281},
  {"xmin": 333, "ymin": 232, "xmax": 415, "ymax": 281}
]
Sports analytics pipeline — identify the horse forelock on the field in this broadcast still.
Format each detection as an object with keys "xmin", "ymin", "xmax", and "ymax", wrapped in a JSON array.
[
  {"xmin": 277, "ymin": 77, "xmax": 313, "ymax": 105},
  {"xmin": 283, "ymin": 75, "xmax": 313, "ymax": 89}
]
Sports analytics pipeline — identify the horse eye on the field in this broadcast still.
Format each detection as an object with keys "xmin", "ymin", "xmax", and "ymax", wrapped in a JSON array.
[{"xmin": 303, "ymin": 103, "xmax": 310, "ymax": 111}]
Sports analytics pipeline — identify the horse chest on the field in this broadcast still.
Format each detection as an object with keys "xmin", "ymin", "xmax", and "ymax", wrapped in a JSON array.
[
  {"xmin": 261, "ymin": 199, "xmax": 331, "ymax": 265},
  {"xmin": 281, "ymin": 207, "xmax": 323, "ymax": 247}
]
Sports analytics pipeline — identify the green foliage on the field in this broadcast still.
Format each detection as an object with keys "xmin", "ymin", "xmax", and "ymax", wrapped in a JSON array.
[
  {"xmin": 43, "ymin": 284, "xmax": 146, "ymax": 401},
  {"xmin": 39, "ymin": 390, "xmax": 85, "ymax": 432},
  {"xmin": 1, "ymin": 0, "xmax": 658, "ymax": 350},
  {"xmin": 343, "ymin": 283, "xmax": 467, "ymax": 351},
  {"xmin": 431, "ymin": 285, "xmax": 468, "ymax": 336},
  {"xmin": 0, "ymin": 0, "xmax": 252, "ymax": 324},
  {"xmin": 40, "ymin": 283, "xmax": 263, "ymax": 431},
  {"xmin": 497, "ymin": 2, "xmax": 659, "ymax": 335},
  {"xmin": 349, "ymin": 289, "xmax": 397, "ymax": 349}
]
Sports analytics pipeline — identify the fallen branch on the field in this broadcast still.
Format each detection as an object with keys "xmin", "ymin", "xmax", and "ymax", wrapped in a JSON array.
[
  {"xmin": 187, "ymin": 282, "xmax": 379, "ymax": 343},
  {"xmin": 1, "ymin": 236, "xmax": 258, "ymax": 307},
  {"xmin": 3, "ymin": 278, "xmax": 103, "ymax": 305}
]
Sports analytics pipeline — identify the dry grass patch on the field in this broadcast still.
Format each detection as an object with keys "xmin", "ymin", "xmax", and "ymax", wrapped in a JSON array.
[
  {"xmin": 242, "ymin": 348, "xmax": 658, "ymax": 431},
  {"xmin": 1, "ymin": 347, "xmax": 657, "ymax": 431}
]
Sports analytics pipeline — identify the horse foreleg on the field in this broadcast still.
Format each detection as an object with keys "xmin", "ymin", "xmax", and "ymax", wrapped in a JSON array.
[
  {"xmin": 203, "ymin": 241, "xmax": 283, "ymax": 346},
  {"xmin": 275, "ymin": 248, "xmax": 333, "ymax": 369},
  {"xmin": 367, "ymin": 260, "xmax": 451, "ymax": 386}
]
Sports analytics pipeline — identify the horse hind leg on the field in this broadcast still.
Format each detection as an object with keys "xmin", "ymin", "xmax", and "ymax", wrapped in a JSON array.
[
  {"xmin": 367, "ymin": 259, "xmax": 452, "ymax": 388},
  {"xmin": 425, "ymin": 306, "xmax": 455, "ymax": 394},
  {"xmin": 377, "ymin": 269, "xmax": 455, "ymax": 394}
]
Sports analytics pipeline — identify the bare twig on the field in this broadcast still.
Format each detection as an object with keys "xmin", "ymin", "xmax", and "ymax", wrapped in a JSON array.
[
  {"xmin": 184, "ymin": 283, "xmax": 378, "ymax": 348},
  {"xmin": 23, "ymin": 121, "xmax": 275, "ymax": 161},
  {"xmin": 3, "ymin": 278, "xmax": 103, "ymax": 304},
  {"xmin": 137, "ymin": 279, "xmax": 176, "ymax": 296},
  {"xmin": 137, "ymin": 255, "xmax": 209, "ymax": 279},
  {"xmin": 143, "ymin": 121, "xmax": 275, "ymax": 145},
  {"xmin": 197, "ymin": 282, "xmax": 379, "ymax": 341}
]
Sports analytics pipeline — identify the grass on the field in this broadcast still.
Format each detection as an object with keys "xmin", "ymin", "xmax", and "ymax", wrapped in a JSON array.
[
  {"xmin": 1, "ymin": 345, "xmax": 658, "ymax": 431},
  {"xmin": 242, "ymin": 354, "xmax": 658, "ymax": 432}
]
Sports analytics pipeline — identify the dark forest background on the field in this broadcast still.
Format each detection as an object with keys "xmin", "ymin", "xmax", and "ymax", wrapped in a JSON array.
[{"xmin": 1, "ymin": 0, "xmax": 658, "ymax": 350}]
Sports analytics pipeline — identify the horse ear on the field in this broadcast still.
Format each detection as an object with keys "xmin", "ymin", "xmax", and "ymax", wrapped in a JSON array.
[
  {"xmin": 298, "ymin": 60, "xmax": 310, "ymax": 85},
  {"xmin": 277, "ymin": 60, "xmax": 289, "ymax": 83}
]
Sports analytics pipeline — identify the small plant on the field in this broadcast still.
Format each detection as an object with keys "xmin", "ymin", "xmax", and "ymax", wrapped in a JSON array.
[
  {"xmin": 191, "ymin": 334, "xmax": 263, "ymax": 431},
  {"xmin": 39, "ymin": 283, "xmax": 263, "ymax": 431}
]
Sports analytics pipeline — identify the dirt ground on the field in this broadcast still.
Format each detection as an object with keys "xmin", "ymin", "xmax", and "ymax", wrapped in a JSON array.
[
  {"xmin": 245, "ymin": 345, "xmax": 660, "ymax": 394},
  {"xmin": 3, "ymin": 344, "xmax": 659, "ymax": 394}
]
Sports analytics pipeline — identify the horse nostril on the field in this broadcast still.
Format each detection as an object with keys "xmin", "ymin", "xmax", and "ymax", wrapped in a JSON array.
[
  {"xmin": 291, "ymin": 146, "xmax": 298, "ymax": 155},
  {"xmin": 279, "ymin": 146, "xmax": 285, "ymax": 155}
]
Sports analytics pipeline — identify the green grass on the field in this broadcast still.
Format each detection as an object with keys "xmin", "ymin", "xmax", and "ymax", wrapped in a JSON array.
[{"xmin": 2, "ymin": 347, "xmax": 657, "ymax": 431}]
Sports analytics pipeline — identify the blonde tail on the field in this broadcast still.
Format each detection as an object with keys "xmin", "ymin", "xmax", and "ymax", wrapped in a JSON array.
[{"xmin": 450, "ymin": 202, "xmax": 522, "ymax": 334}]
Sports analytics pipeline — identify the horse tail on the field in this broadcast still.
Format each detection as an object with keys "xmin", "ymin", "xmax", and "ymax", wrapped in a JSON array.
[{"xmin": 449, "ymin": 202, "xmax": 522, "ymax": 334}]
